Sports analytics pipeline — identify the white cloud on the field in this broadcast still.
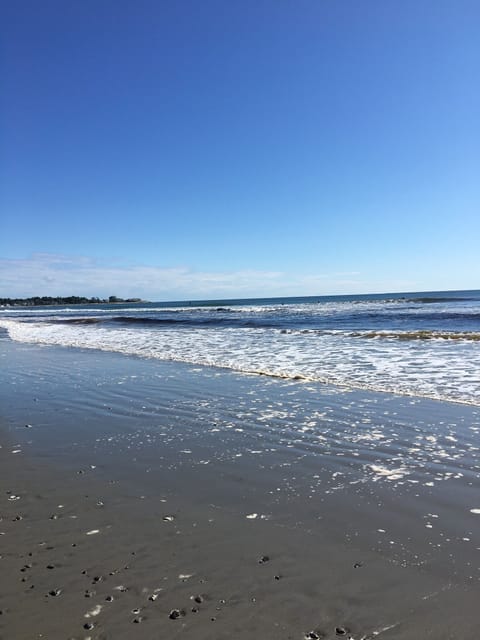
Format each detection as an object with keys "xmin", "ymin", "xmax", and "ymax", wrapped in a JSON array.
[
  {"xmin": 0, "ymin": 253, "xmax": 413, "ymax": 300},
  {"xmin": 0, "ymin": 253, "xmax": 286, "ymax": 300}
]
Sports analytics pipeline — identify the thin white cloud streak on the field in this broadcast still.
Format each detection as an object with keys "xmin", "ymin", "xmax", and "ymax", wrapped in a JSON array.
[
  {"xmin": 0, "ymin": 253, "xmax": 409, "ymax": 300},
  {"xmin": 1, "ymin": 254, "xmax": 283, "ymax": 299}
]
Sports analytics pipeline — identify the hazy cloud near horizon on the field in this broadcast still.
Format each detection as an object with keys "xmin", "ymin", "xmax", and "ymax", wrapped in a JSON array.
[{"xmin": 0, "ymin": 253, "xmax": 385, "ymax": 301}]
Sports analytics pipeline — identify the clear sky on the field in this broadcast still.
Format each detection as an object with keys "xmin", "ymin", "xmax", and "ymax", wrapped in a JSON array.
[{"xmin": 2, "ymin": 0, "xmax": 479, "ymax": 300}]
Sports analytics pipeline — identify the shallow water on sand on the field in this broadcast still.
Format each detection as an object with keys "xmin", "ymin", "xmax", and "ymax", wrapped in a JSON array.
[{"xmin": 2, "ymin": 337, "xmax": 480, "ymax": 588}]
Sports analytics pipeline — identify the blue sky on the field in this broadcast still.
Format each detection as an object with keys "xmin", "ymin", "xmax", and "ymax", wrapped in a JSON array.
[{"xmin": 2, "ymin": 0, "xmax": 479, "ymax": 300}]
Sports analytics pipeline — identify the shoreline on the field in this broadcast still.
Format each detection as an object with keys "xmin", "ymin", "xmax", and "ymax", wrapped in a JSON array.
[
  {"xmin": 1, "ymin": 325, "xmax": 478, "ymax": 408},
  {"xmin": 1, "ymin": 337, "xmax": 479, "ymax": 638}
]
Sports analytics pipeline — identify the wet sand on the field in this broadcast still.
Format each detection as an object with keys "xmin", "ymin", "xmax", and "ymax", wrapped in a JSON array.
[{"xmin": 1, "ymin": 337, "xmax": 479, "ymax": 638}]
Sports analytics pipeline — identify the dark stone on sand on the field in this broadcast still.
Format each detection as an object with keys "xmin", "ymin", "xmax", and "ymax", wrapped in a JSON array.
[
  {"xmin": 274, "ymin": 574, "xmax": 281, "ymax": 580},
  {"xmin": 335, "ymin": 627, "xmax": 349, "ymax": 636},
  {"xmin": 46, "ymin": 564, "xmax": 55, "ymax": 569},
  {"xmin": 83, "ymin": 622, "xmax": 94, "ymax": 630},
  {"xmin": 258, "ymin": 555, "xmax": 270, "ymax": 564},
  {"xmin": 353, "ymin": 562, "xmax": 363, "ymax": 568},
  {"xmin": 48, "ymin": 589, "xmax": 61, "ymax": 597},
  {"xmin": 193, "ymin": 595, "xmax": 204, "ymax": 603},
  {"xmin": 304, "ymin": 632, "xmax": 321, "ymax": 640},
  {"xmin": 92, "ymin": 575, "xmax": 103, "ymax": 583},
  {"xmin": 169, "ymin": 609, "xmax": 184, "ymax": 620},
  {"xmin": 191, "ymin": 607, "xmax": 199, "ymax": 613},
  {"xmin": 133, "ymin": 617, "xmax": 143, "ymax": 623},
  {"xmin": 105, "ymin": 595, "xmax": 114, "ymax": 602}
]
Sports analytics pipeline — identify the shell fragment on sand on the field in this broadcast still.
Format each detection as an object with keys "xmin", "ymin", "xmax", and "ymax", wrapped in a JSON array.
[{"xmin": 85, "ymin": 605, "xmax": 103, "ymax": 618}]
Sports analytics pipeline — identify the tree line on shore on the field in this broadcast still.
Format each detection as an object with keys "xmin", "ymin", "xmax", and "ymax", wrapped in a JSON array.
[{"xmin": 0, "ymin": 296, "xmax": 143, "ymax": 307}]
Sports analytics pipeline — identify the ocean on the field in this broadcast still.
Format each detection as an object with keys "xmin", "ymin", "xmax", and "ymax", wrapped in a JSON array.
[{"xmin": 1, "ymin": 289, "xmax": 479, "ymax": 405}]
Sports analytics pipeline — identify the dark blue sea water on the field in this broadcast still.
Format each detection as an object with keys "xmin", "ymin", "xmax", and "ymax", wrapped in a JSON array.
[{"xmin": 1, "ymin": 290, "xmax": 480, "ymax": 404}]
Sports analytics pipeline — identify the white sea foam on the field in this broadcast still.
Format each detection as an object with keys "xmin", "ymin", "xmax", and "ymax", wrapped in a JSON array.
[{"xmin": 1, "ymin": 317, "xmax": 479, "ymax": 405}]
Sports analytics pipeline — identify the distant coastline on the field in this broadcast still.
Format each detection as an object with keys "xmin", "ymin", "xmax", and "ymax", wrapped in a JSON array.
[{"xmin": 0, "ymin": 295, "xmax": 145, "ymax": 307}]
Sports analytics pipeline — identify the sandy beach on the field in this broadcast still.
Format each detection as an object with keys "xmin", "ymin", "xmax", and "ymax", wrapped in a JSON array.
[{"xmin": 1, "ymin": 337, "xmax": 479, "ymax": 639}]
